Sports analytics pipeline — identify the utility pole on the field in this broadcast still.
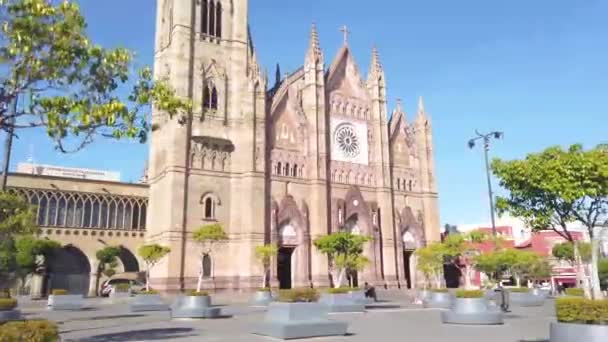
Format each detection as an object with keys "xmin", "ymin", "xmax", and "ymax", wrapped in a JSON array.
[
  {"xmin": 1, "ymin": 97, "xmax": 17, "ymax": 191},
  {"xmin": 468, "ymin": 130, "xmax": 503, "ymax": 237}
]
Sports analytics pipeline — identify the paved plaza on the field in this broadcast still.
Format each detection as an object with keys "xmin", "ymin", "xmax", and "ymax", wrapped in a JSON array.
[{"xmin": 16, "ymin": 291, "xmax": 555, "ymax": 342}]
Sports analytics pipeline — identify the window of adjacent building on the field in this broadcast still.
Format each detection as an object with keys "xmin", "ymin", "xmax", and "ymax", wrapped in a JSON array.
[{"xmin": 201, "ymin": 0, "xmax": 222, "ymax": 38}]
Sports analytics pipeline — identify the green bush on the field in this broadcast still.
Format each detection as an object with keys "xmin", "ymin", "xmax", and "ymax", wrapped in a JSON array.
[
  {"xmin": 327, "ymin": 287, "xmax": 357, "ymax": 294},
  {"xmin": 0, "ymin": 320, "xmax": 59, "ymax": 341},
  {"xmin": 51, "ymin": 289, "xmax": 68, "ymax": 296},
  {"xmin": 257, "ymin": 288, "xmax": 272, "ymax": 292},
  {"xmin": 277, "ymin": 288, "xmax": 319, "ymax": 303},
  {"xmin": 509, "ymin": 287, "xmax": 530, "ymax": 293},
  {"xmin": 455, "ymin": 290, "xmax": 484, "ymax": 298},
  {"xmin": 556, "ymin": 297, "xmax": 608, "ymax": 325},
  {"xmin": 0, "ymin": 298, "xmax": 17, "ymax": 310},
  {"xmin": 565, "ymin": 288, "xmax": 585, "ymax": 297},
  {"xmin": 114, "ymin": 284, "xmax": 131, "ymax": 293},
  {"xmin": 0, "ymin": 289, "xmax": 11, "ymax": 298},
  {"xmin": 431, "ymin": 288, "xmax": 449, "ymax": 293},
  {"xmin": 186, "ymin": 290, "xmax": 209, "ymax": 296},
  {"xmin": 136, "ymin": 290, "xmax": 159, "ymax": 295}
]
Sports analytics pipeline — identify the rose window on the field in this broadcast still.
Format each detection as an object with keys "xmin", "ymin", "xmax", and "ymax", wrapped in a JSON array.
[{"xmin": 335, "ymin": 124, "xmax": 360, "ymax": 158}]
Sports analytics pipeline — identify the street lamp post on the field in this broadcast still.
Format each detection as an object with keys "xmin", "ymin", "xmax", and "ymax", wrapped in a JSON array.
[{"xmin": 468, "ymin": 130, "xmax": 503, "ymax": 237}]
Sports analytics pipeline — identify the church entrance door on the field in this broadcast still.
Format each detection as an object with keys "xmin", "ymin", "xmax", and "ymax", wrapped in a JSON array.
[
  {"xmin": 403, "ymin": 250, "xmax": 414, "ymax": 289},
  {"xmin": 277, "ymin": 247, "xmax": 295, "ymax": 289}
]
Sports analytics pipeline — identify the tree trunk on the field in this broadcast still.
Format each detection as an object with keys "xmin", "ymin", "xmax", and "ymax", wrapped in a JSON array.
[
  {"xmin": 515, "ymin": 276, "xmax": 521, "ymax": 288},
  {"xmin": 590, "ymin": 236, "xmax": 603, "ymax": 299},
  {"xmin": 336, "ymin": 268, "xmax": 346, "ymax": 288},
  {"xmin": 145, "ymin": 265, "xmax": 150, "ymax": 291},
  {"xmin": 95, "ymin": 264, "xmax": 102, "ymax": 297},
  {"xmin": 573, "ymin": 243, "xmax": 592, "ymax": 299},
  {"xmin": 262, "ymin": 266, "xmax": 268, "ymax": 288},
  {"xmin": 464, "ymin": 265, "xmax": 473, "ymax": 289},
  {"xmin": 197, "ymin": 258, "xmax": 204, "ymax": 292}
]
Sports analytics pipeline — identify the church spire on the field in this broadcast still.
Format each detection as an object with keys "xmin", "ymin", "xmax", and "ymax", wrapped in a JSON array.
[
  {"xmin": 307, "ymin": 23, "xmax": 322, "ymax": 60},
  {"xmin": 417, "ymin": 96, "xmax": 427, "ymax": 119},
  {"xmin": 369, "ymin": 46, "xmax": 383, "ymax": 76}
]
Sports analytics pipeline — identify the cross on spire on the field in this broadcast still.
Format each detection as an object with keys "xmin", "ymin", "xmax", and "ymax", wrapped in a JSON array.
[{"xmin": 340, "ymin": 25, "xmax": 350, "ymax": 45}]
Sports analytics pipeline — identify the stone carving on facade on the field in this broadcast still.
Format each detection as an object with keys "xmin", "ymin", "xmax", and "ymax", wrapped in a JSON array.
[{"xmin": 190, "ymin": 138, "xmax": 233, "ymax": 172}]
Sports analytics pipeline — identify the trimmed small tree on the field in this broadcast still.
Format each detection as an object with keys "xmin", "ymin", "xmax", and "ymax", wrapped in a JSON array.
[
  {"xmin": 500, "ymin": 249, "xmax": 542, "ymax": 287},
  {"xmin": 414, "ymin": 242, "xmax": 445, "ymax": 289},
  {"xmin": 441, "ymin": 231, "xmax": 488, "ymax": 289},
  {"xmin": 255, "ymin": 244, "xmax": 278, "ymax": 288},
  {"xmin": 474, "ymin": 251, "xmax": 505, "ymax": 287},
  {"xmin": 14, "ymin": 236, "xmax": 61, "ymax": 292},
  {"xmin": 552, "ymin": 241, "xmax": 592, "ymax": 266},
  {"xmin": 192, "ymin": 224, "xmax": 228, "ymax": 292},
  {"xmin": 314, "ymin": 232, "xmax": 371, "ymax": 288},
  {"xmin": 137, "ymin": 244, "xmax": 171, "ymax": 291},
  {"xmin": 0, "ymin": 192, "xmax": 38, "ymax": 281},
  {"xmin": 95, "ymin": 246, "xmax": 120, "ymax": 296}
]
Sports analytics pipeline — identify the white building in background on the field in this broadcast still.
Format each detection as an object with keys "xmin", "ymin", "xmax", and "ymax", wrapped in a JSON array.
[{"xmin": 16, "ymin": 162, "xmax": 120, "ymax": 182}]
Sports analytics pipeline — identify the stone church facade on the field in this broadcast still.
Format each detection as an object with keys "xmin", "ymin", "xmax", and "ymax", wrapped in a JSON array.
[{"xmin": 147, "ymin": 0, "xmax": 440, "ymax": 291}]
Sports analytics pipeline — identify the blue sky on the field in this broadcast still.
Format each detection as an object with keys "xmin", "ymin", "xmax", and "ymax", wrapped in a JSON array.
[{"xmin": 5, "ymin": 0, "xmax": 608, "ymax": 227}]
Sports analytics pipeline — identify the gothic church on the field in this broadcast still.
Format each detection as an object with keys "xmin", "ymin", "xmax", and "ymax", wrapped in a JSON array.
[{"xmin": 146, "ymin": 0, "xmax": 440, "ymax": 291}]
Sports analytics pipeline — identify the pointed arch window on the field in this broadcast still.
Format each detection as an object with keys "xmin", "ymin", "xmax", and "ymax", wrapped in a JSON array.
[
  {"xmin": 202, "ymin": 193, "xmax": 219, "ymax": 220},
  {"xmin": 211, "ymin": 87, "xmax": 218, "ymax": 109},
  {"xmin": 215, "ymin": 2, "xmax": 222, "ymax": 38},
  {"xmin": 208, "ymin": 1, "xmax": 215, "ymax": 36},
  {"xmin": 201, "ymin": 0, "xmax": 208, "ymax": 34}
]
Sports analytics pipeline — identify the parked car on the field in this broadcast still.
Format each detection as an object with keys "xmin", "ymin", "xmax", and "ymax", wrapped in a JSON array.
[{"xmin": 100, "ymin": 272, "xmax": 146, "ymax": 297}]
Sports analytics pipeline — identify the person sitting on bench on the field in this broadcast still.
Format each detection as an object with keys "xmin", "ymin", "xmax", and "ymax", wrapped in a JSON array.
[{"xmin": 364, "ymin": 282, "xmax": 377, "ymax": 302}]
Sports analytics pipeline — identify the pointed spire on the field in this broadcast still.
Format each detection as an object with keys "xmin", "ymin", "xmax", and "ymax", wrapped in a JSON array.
[
  {"xmin": 417, "ymin": 96, "xmax": 427, "ymax": 119},
  {"xmin": 275, "ymin": 63, "xmax": 281, "ymax": 85},
  {"xmin": 396, "ymin": 98, "xmax": 403, "ymax": 112},
  {"xmin": 370, "ymin": 45, "xmax": 383, "ymax": 75},
  {"xmin": 307, "ymin": 23, "xmax": 322, "ymax": 58}
]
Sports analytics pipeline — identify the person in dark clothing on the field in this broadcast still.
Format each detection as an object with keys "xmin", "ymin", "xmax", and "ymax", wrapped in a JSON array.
[{"xmin": 364, "ymin": 282, "xmax": 377, "ymax": 302}]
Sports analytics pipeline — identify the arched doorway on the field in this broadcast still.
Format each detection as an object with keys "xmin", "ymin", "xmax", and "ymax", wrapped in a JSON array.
[
  {"xmin": 277, "ymin": 223, "xmax": 297, "ymax": 289},
  {"xmin": 402, "ymin": 231, "xmax": 416, "ymax": 289},
  {"xmin": 272, "ymin": 195, "xmax": 311, "ymax": 289},
  {"xmin": 117, "ymin": 246, "xmax": 139, "ymax": 272},
  {"xmin": 47, "ymin": 245, "xmax": 91, "ymax": 295}
]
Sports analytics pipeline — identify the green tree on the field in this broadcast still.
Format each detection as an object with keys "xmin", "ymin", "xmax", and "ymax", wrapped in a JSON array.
[
  {"xmin": 95, "ymin": 246, "xmax": 120, "ymax": 296},
  {"xmin": 473, "ymin": 251, "xmax": 505, "ymax": 285},
  {"xmin": 529, "ymin": 258, "xmax": 553, "ymax": 283},
  {"xmin": 255, "ymin": 244, "xmax": 278, "ymax": 288},
  {"xmin": 0, "ymin": 0, "xmax": 191, "ymax": 152},
  {"xmin": 192, "ymin": 224, "xmax": 228, "ymax": 292},
  {"xmin": 493, "ymin": 144, "xmax": 608, "ymax": 299},
  {"xmin": 137, "ymin": 244, "xmax": 171, "ymax": 291},
  {"xmin": 0, "ymin": 192, "xmax": 37, "ymax": 279},
  {"xmin": 414, "ymin": 242, "xmax": 445, "ymax": 289},
  {"xmin": 552, "ymin": 242, "xmax": 592, "ymax": 265},
  {"xmin": 314, "ymin": 232, "xmax": 371, "ymax": 288},
  {"xmin": 14, "ymin": 236, "xmax": 60, "ymax": 291},
  {"xmin": 441, "ymin": 232, "xmax": 488, "ymax": 289},
  {"xmin": 499, "ymin": 249, "xmax": 542, "ymax": 287}
]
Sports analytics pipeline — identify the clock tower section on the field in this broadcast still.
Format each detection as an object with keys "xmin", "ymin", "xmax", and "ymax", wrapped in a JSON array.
[{"xmin": 147, "ymin": 0, "xmax": 267, "ymax": 291}]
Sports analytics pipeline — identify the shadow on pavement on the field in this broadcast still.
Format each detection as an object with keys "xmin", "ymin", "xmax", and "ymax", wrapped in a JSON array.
[
  {"xmin": 70, "ymin": 327, "xmax": 196, "ymax": 341},
  {"xmin": 366, "ymin": 304, "xmax": 402, "ymax": 310},
  {"xmin": 518, "ymin": 340, "xmax": 549, "ymax": 342}
]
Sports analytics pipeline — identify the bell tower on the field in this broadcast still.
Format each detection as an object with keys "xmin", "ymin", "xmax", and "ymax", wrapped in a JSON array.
[{"xmin": 148, "ymin": 0, "xmax": 266, "ymax": 291}]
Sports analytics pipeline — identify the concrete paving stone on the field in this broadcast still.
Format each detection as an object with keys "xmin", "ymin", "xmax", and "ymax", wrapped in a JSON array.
[{"xmin": 17, "ymin": 291, "xmax": 555, "ymax": 342}]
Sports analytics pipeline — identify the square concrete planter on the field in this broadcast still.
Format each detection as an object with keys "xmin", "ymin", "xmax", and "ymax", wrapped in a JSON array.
[
  {"xmin": 130, "ymin": 294, "xmax": 169, "ymax": 312},
  {"xmin": 252, "ymin": 302, "xmax": 348, "ymax": 339},
  {"xmin": 319, "ymin": 293, "xmax": 365, "ymax": 313},
  {"xmin": 550, "ymin": 322, "xmax": 608, "ymax": 342},
  {"xmin": 441, "ymin": 298, "xmax": 503, "ymax": 325},
  {"xmin": 423, "ymin": 292, "xmax": 453, "ymax": 309},
  {"xmin": 109, "ymin": 291, "xmax": 131, "ymax": 304},
  {"xmin": 251, "ymin": 291, "xmax": 274, "ymax": 306},
  {"xmin": 171, "ymin": 295, "xmax": 220, "ymax": 319},
  {"xmin": 48, "ymin": 294, "xmax": 85, "ymax": 310},
  {"xmin": 349, "ymin": 290, "xmax": 374, "ymax": 305},
  {"xmin": 509, "ymin": 291, "xmax": 545, "ymax": 307},
  {"xmin": 0, "ymin": 309, "xmax": 21, "ymax": 322}
]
